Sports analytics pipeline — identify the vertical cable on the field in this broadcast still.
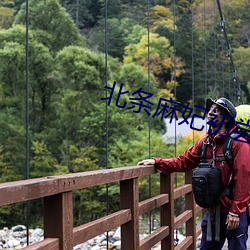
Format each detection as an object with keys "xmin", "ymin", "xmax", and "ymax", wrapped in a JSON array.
[
  {"xmin": 228, "ymin": 64, "xmax": 231, "ymax": 100},
  {"xmin": 173, "ymin": 0, "xmax": 179, "ymax": 245},
  {"xmin": 25, "ymin": 0, "xmax": 29, "ymax": 184},
  {"xmin": 216, "ymin": 0, "xmax": 241, "ymax": 103},
  {"xmin": 219, "ymin": 34, "xmax": 225, "ymax": 96},
  {"xmin": 104, "ymin": 0, "xmax": 109, "ymax": 247},
  {"xmin": 213, "ymin": 0, "xmax": 217, "ymax": 95},
  {"xmin": 191, "ymin": 0, "xmax": 195, "ymax": 145},
  {"xmin": 172, "ymin": 0, "xmax": 177, "ymax": 193},
  {"xmin": 173, "ymin": 1, "xmax": 177, "ymax": 158},
  {"xmin": 76, "ymin": 0, "xmax": 79, "ymax": 27},
  {"xmin": 204, "ymin": 0, "xmax": 208, "ymax": 132},
  {"xmin": 147, "ymin": 0, "xmax": 151, "ymax": 172},
  {"xmin": 222, "ymin": 61, "xmax": 225, "ymax": 96},
  {"xmin": 218, "ymin": 19, "xmax": 223, "ymax": 96},
  {"xmin": 25, "ymin": 0, "xmax": 30, "ymax": 245},
  {"xmin": 204, "ymin": 0, "xmax": 207, "ymax": 100},
  {"xmin": 147, "ymin": 0, "xmax": 152, "ymax": 234},
  {"xmin": 233, "ymin": 72, "xmax": 236, "ymax": 103}
]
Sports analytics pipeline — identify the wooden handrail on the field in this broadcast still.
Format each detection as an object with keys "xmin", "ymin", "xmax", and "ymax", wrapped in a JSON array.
[
  {"xmin": 0, "ymin": 165, "xmax": 203, "ymax": 250},
  {"xmin": 0, "ymin": 165, "xmax": 156, "ymax": 206}
]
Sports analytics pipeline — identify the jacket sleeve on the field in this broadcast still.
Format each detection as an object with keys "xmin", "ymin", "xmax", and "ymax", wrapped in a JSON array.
[
  {"xmin": 153, "ymin": 139, "xmax": 203, "ymax": 174},
  {"xmin": 229, "ymin": 140, "xmax": 250, "ymax": 215}
]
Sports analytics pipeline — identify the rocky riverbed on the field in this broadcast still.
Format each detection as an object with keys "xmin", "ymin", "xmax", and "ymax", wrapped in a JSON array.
[{"xmin": 0, "ymin": 225, "xmax": 187, "ymax": 249}]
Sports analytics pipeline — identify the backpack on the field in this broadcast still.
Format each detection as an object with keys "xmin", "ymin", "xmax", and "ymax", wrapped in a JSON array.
[
  {"xmin": 235, "ymin": 105, "xmax": 250, "ymax": 143},
  {"xmin": 236, "ymin": 105, "xmax": 250, "ymax": 223},
  {"xmin": 235, "ymin": 105, "xmax": 250, "ymax": 135},
  {"xmin": 191, "ymin": 134, "xmax": 236, "ymax": 242},
  {"xmin": 192, "ymin": 134, "xmax": 235, "ymax": 208}
]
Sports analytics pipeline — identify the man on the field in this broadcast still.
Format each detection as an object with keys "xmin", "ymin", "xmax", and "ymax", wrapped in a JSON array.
[{"xmin": 138, "ymin": 97, "xmax": 250, "ymax": 250}]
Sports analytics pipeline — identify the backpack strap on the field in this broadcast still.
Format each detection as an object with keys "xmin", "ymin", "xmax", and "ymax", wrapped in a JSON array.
[
  {"xmin": 223, "ymin": 133, "xmax": 237, "ymax": 170},
  {"xmin": 200, "ymin": 141, "xmax": 221, "ymax": 242},
  {"xmin": 200, "ymin": 142, "xmax": 208, "ymax": 163},
  {"xmin": 223, "ymin": 133, "xmax": 238, "ymax": 200}
]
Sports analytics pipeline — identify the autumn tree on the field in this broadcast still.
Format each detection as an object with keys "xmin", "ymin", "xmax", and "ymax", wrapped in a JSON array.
[{"xmin": 124, "ymin": 31, "xmax": 185, "ymax": 100}]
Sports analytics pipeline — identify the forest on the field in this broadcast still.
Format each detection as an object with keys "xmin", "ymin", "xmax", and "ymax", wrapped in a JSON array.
[{"xmin": 0, "ymin": 0, "xmax": 249, "ymax": 228}]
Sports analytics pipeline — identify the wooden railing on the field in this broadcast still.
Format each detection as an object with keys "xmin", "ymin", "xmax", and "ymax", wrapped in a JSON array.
[{"xmin": 0, "ymin": 165, "xmax": 203, "ymax": 250}]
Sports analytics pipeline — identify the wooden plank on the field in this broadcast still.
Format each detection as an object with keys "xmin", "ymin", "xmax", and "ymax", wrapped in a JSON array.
[
  {"xmin": 195, "ymin": 204, "xmax": 203, "ymax": 213},
  {"xmin": 196, "ymin": 226, "xmax": 202, "ymax": 237},
  {"xmin": 161, "ymin": 173, "xmax": 174, "ymax": 250},
  {"xmin": 174, "ymin": 184, "xmax": 192, "ymax": 199},
  {"xmin": 139, "ymin": 194, "xmax": 169, "ymax": 215},
  {"xmin": 22, "ymin": 238, "xmax": 59, "ymax": 250},
  {"xmin": 73, "ymin": 209, "xmax": 131, "ymax": 245},
  {"xmin": 0, "ymin": 165, "xmax": 156, "ymax": 206},
  {"xmin": 44, "ymin": 192, "xmax": 73, "ymax": 250},
  {"xmin": 140, "ymin": 226, "xmax": 169, "ymax": 250},
  {"xmin": 185, "ymin": 172, "xmax": 196, "ymax": 250},
  {"xmin": 175, "ymin": 236, "xmax": 193, "ymax": 250},
  {"xmin": 58, "ymin": 165, "xmax": 156, "ymax": 192},
  {"xmin": 120, "ymin": 178, "xmax": 140, "ymax": 250},
  {"xmin": 0, "ymin": 177, "xmax": 59, "ymax": 206},
  {"xmin": 174, "ymin": 210, "xmax": 192, "ymax": 229}
]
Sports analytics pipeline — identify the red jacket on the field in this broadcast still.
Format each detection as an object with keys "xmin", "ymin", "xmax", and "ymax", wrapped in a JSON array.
[{"xmin": 154, "ymin": 125, "xmax": 250, "ymax": 216}]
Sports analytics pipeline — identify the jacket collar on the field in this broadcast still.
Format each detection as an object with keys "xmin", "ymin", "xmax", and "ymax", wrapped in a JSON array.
[{"xmin": 206, "ymin": 125, "xmax": 238, "ymax": 143}]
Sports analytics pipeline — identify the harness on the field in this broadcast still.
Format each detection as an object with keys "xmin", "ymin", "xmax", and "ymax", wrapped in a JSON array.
[{"xmin": 201, "ymin": 133, "xmax": 236, "ymax": 242}]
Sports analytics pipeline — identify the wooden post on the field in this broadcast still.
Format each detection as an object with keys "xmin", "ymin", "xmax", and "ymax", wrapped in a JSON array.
[
  {"xmin": 44, "ymin": 192, "xmax": 73, "ymax": 250},
  {"xmin": 185, "ymin": 171, "xmax": 196, "ymax": 250},
  {"xmin": 120, "ymin": 178, "xmax": 139, "ymax": 250},
  {"xmin": 161, "ymin": 173, "xmax": 174, "ymax": 250}
]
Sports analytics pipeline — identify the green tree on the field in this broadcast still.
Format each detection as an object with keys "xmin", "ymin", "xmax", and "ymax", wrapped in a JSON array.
[
  {"xmin": 61, "ymin": 0, "xmax": 101, "ymax": 28},
  {"xmin": 87, "ymin": 17, "xmax": 137, "ymax": 60},
  {"xmin": 0, "ymin": 25, "xmax": 55, "ymax": 132},
  {"xmin": 234, "ymin": 46, "xmax": 250, "ymax": 102},
  {"xmin": 30, "ymin": 141, "xmax": 57, "ymax": 177},
  {"xmin": 14, "ymin": 0, "xmax": 84, "ymax": 52}
]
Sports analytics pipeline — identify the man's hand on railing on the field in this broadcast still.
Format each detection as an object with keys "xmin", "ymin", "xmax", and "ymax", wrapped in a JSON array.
[{"xmin": 137, "ymin": 159, "xmax": 155, "ymax": 166}]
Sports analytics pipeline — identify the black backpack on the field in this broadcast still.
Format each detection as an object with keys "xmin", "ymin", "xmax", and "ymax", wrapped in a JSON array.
[{"xmin": 192, "ymin": 134, "xmax": 235, "ymax": 208}]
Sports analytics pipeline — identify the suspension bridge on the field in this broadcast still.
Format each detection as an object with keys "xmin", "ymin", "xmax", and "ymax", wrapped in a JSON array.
[
  {"xmin": 1, "ymin": 164, "xmax": 249, "ymax": 249},
  {"xmin": 0, "ymin": 0, "xmax": 249, "ymax": 249},
  {"xmin": 0, "ymin": 165, "xmax": 204, "ymax": 249}
]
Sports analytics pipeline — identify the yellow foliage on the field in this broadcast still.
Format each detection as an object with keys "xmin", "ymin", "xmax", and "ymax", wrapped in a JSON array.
[
  {"xmin": 166, "ymin": 80, "xmax": 180, "ymax": 92},
  {"xmin": 176, "ymin": 129, "xmax": 205, "ymax": 156},
  {"xmin": 184, "ymin": 129, "xmax": 205, "ymax": 142},
  {"xmin": 158, "ymin": 88, "xmax": 174, "ymax": 100},
  {"xmin": 0, "ymin": 7, "xmax": 15, "ymax": 29},
  {"xmin": 124, "ymin": 33, "xmax": 173, "ymax": 75},
  {"xmin": 149, "ymin": 5, "xmax": 174, "ymax": 32}
]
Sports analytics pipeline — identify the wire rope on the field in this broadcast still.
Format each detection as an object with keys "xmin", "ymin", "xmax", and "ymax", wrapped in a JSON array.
[
  {"xmin": 219, "ymin": 36, "xmax": 225, "ymax": 96},
  {"xmin": 104, "ymin": 0, "xmax": 109, "ymax": 248},
  {"xmin": 204, "ymin": 0, "xmax": 207, "ymax": 100},
  {"xmin": 228, "ymin": 64, "xmax": 231, "ymax": 100},
  {"xmin": 222, "ymin": 56, "xmax": 225, "ymax": 97},
  {"xmin": 76, "ymin": 0, "xmax": 79, "ymax": 27},
  {"xmin": 191, "ymin": 0, "xmax": 195, "ymax": 145},
  {"xmin": 218, "ymin": 16, "xmax": 225, "ymax": 96},
  {"xmin": 215, "ymin": 0, "xmax": 242, "ymax": 104},
  {"xmin": 213, "ymin": 0, "xmax": 217, "ymax": 96},
  {"xmin": 173, "ymin": 0, "xmax": 177, "ymax": 159},
  {"xmin": 172, "ymin": 0, "xmax": 179, "ymax": 245},
  {"xmin": 147, "ymin": 0, "xmax": 152, "ymax": 234},
  {"xmin": 25, "ymin": 0, "xmax": 30, "ymax": 245},
  {"xmin": 204, "ymin": 0, "xmax": 208, "ymax": 132}
]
